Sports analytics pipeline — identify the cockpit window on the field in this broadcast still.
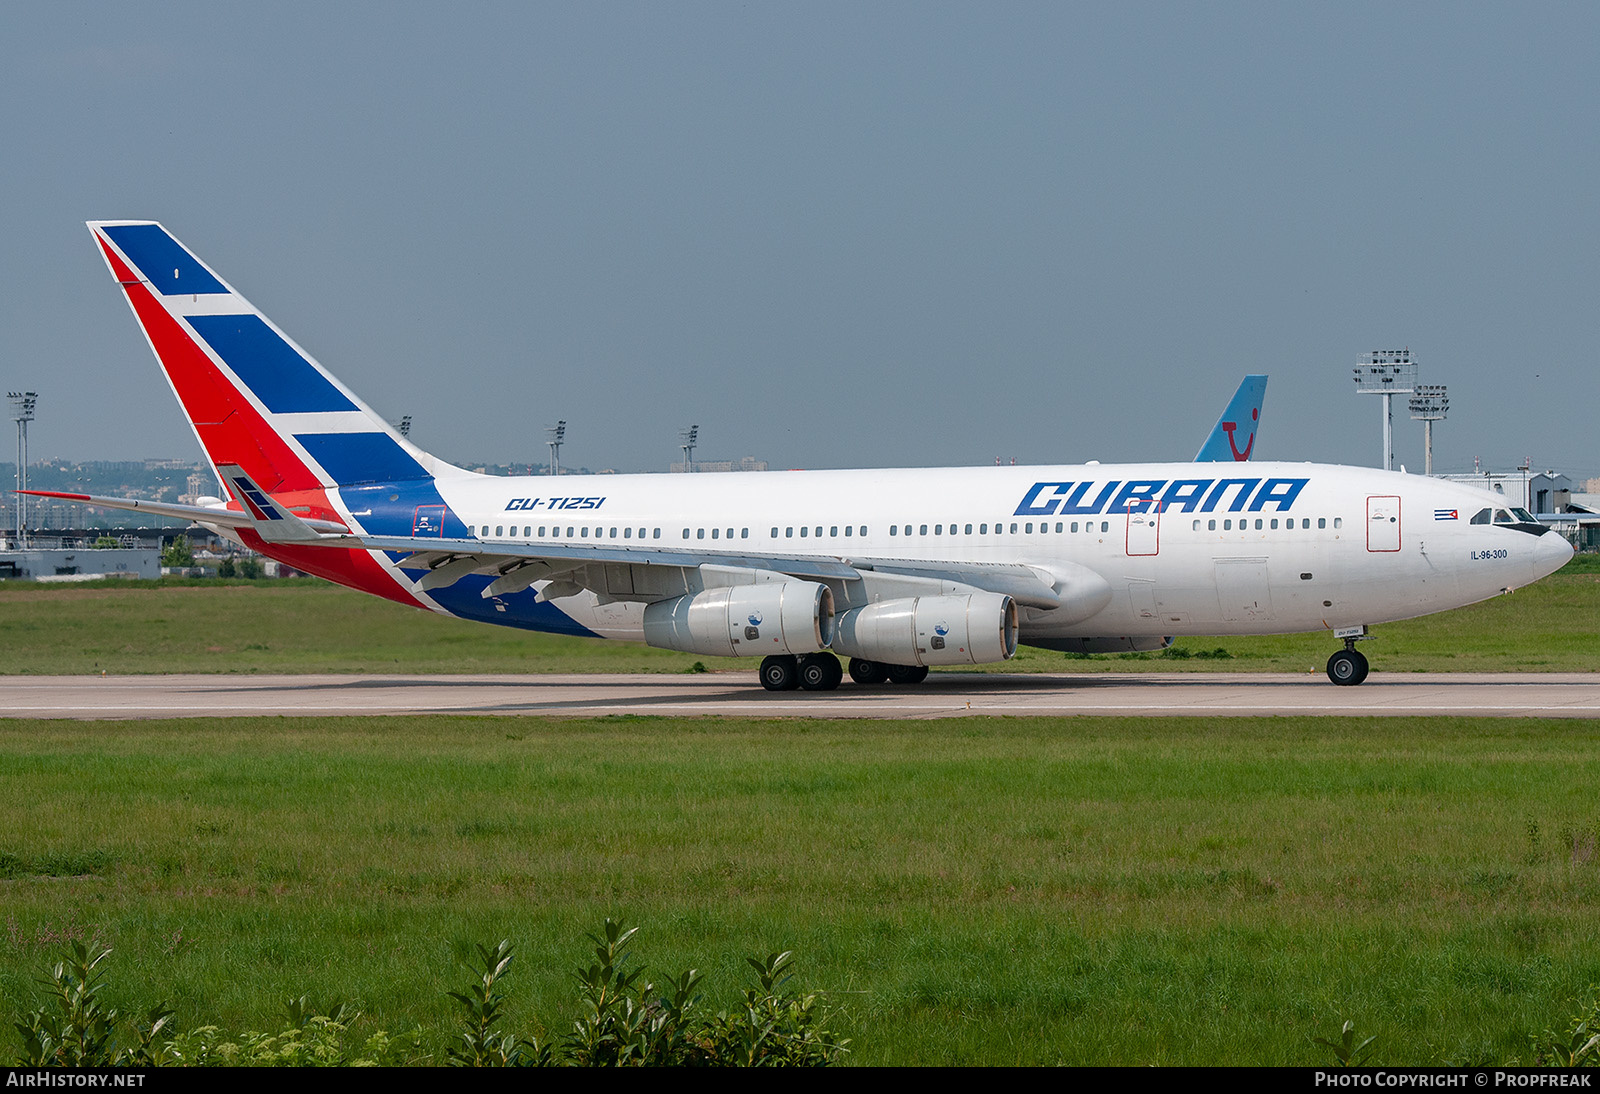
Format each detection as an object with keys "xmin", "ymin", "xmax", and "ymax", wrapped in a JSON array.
[
  {"xmin": 1470, "ymin": 508, "xmax": 1492, "ymax": 525},
  {"xmin": 1494, "ymin": 509, "xmax": 1513, "ymax": 524},
  {"xmin": 1511, "ymin": 508, "xmax": 1536, "ymax": 523}
]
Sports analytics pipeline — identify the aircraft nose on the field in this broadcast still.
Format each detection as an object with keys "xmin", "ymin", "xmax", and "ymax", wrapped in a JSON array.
[{"xmin": 1532, "ymin": 527, "xmax": 1575, "ymax": 578}]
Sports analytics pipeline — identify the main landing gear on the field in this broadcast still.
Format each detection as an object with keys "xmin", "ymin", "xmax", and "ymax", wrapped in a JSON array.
[
  {"xmin": 758, "ymin": 655, "xmax": 930, "ymax": 692},
  {"xmin": 1326, "ymin": 635, "xmax": 1371, "ymax": 687}
]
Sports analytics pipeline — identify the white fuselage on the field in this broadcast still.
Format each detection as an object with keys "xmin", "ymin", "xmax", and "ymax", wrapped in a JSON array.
[{"xmin": 410, "ymin": 460, "xmax": 1571, "ymax": 644}]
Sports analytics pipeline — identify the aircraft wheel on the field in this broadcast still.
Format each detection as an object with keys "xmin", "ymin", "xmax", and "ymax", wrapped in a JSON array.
[
  {"xmin": 1326, "ymin": 649, "xmax": 1369, "ymax": 686},
  {"xmin": 848, "ymin": 658, "xmax": 890, "ymax": 685},
  {"xmin": 760, "ymin": 655, "xmax": 800, "ymax": 692},
  {"xmin": 886, "ymin": 664, "xmax": 930, "ymax": 685},
  {"xmin": 798, "ymin": 652, "xmax": 843, "ymax": 691}
]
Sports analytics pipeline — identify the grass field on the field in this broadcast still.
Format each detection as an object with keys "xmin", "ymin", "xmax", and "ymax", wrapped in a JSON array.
[
  {"xmin": 4, "ymin": 714, "xmax": 1600, "ymax": 1065},
  {"xmin": 1, "ymin": 553, "xmax": 1596, "ymax": 676}
]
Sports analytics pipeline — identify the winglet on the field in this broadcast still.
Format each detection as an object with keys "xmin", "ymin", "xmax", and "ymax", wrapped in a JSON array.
[{"xmin": 1195, "ymin": 375, "xmax": 1267, "ymax": 462}]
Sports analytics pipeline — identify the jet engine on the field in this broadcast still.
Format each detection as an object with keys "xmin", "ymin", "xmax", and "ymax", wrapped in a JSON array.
[
  {"xmin": 642, "ymin": 581, "xmax": 834, "ymax": 658},
  {"xmin": 832, "ymin": 592, "xmax": 1018, "ymax": 666}
]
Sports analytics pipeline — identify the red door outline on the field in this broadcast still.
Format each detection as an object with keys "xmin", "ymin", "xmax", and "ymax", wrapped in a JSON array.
[
  {"xmin": 1366, "ymin": 495, "xmax": 1401, "ymax": 552},
  {"xmin": 413, "ymin": 504, "xmax": 447, "ymax": 537},
  {"xmin": 1126, "ymin": 499, "xmax": 1161, "ymax": 556}
]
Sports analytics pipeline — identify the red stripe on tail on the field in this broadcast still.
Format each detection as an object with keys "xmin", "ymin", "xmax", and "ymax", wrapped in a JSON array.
[{"xmin": 98, "ymin": 238, "xmax": 322, "ymax": 495}]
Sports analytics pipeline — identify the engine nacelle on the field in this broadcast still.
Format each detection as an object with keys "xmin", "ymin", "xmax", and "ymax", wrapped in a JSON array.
[
  {"xmin": 832, "ymin": 592, "xmax": 1018, "ymax": 666},
  {"xmin": 642, "ymin": 581, "xmax": 834, "ymax": 658}
]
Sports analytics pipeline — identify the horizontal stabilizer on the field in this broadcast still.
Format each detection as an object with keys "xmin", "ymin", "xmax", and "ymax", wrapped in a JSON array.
[
  {"xmin": 214, "ymin": 465, "xmax": 347, "ymax": 542},
  {"xmin": 20, "ymin": 488, "xmax": 255, "ymax": 529}
]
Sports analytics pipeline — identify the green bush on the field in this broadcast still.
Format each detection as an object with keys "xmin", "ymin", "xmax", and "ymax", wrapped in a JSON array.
[{"xmin": 13, "ymin": 921, "xmax": 847, "ymax": 1068}]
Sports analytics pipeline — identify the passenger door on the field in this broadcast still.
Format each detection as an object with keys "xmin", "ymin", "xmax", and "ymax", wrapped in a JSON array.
[{"xmin": 1367, "ymin": 496, "xmax": 1401, "ymax": 552}]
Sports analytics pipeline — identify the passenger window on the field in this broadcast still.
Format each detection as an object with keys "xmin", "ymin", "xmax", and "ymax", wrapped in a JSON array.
[
  {"xmin": 860, "ymin": 527, "xmax": 867, "ymax": 536},
  {"xmin": 1318, "ymin": 518, "xmax": 1326, "ymax": 529},
  {"xmin": 711, "ymin": 528, "xmax": 719, "ymax": 539},
  {"xmin": 890, "ymin": 526, "xmax": 897, "ymax": 536},
  {"xmin": 652, "ymin": 528, "xmax": 660, "ymax": 539},
  {"xmin": 1055, "ymin": 522, "xmax": 1063, "ymax": 532},
  {"xmin": 844, "ymin": 526, "xmax": 852, "ymax": 537},
  {"xmin": 1334, "ymin": 518, "xmax": 1342, "ymax": 529},
  {"xmin": 1071, "ymin": 522, "xmax": 1079, "ymax": 532},
  {"xmin": 538, "ymin": 526, "xmax": 546, "ymax": 536},
  {"xmin": 1193, "ymin": 520, "xmax": 1201, "ymax": 531},
  {"xmin": 682, "ymin": 529, "xmax": 690, "ymax": 539},
  {"xmin": 741, "ymin": 528, "xmax": 749, "ymax": 539},
  {"xmin": 610, "ymin": 528, "xmax": 618, "ymax": 538},
  {"xmin": 815, "ymin": 527, "xmax": 822, "ymax": 537},
  {"xmin": 1255, "ymin": 519, "xmax": 1263, "ymax": 530},
  {"xmin": 771, "ymin": 527, "xmax": 779, "ymax": 537},
  {"xmin": 1208, "ymin": 519, "xmax": 1216, "ymax": 530},
  {"xmin": 567, "ymin": 527, "xmax": 575, "ymax": 537},
  {"xmin": 1224, "ymin": 520, "xmax": 1232, "ymax": 530},
  {"xmin": 800, "ymin": 527, "xmax": 808, "ymax": 537},
  {"xmin": 980, "ymin": 523, "xmax": 988, "ymax": 534},
  {"xmin": 920, "ymin": 525, "xmax": 928, "ymax": 535},
  {"xmin": 624, "ymin": 528, "xmax": 631, "ymax": 539},
  {"xmin": 1270, "ymin": 519, "xmax": 1278, "ymax": 529},
  {"xmin": 935, "ymin": 524, "xmax": 942, "ymax": 535},
  {"xmin": 581, "ymin": 527, "xmax": 589, "ymax": 538},
  {"xmin": 495, "ymin": 525, "xmax": 504, "ymax": 536},
  {"xmin": 698, "ymin": 528, "xmax": 706, "ymax": 539},
  {"xmin": 965, "ymin": 524, "xmax": 973, "ymax": 534},
  {"xmin": 1025, "ymin": 522, "xmax": 1033, "ymax": 533},
  {"xmin": 830, "ymin": 526, "xmax": 838, "ymax": 537}
]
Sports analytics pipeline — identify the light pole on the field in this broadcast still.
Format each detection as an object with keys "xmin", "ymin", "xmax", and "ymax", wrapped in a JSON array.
[
  {"xmin": 1352, "ymin": 350, "xmax": 1416, "ymax": 470},
  {"xmin": 1408, "ymin": 385, "xmax": 1448, "ymax": 476},
  {"xmin": 8, "ymin": 391, "xmax": 37, "ymax": 547},
  {"xmin": 545, "ymin": 420, "xmax": 566, "ymax": 476},
  {"xmin": 679, "ymin": 425, "xmax": 698, "ymax": 473}
]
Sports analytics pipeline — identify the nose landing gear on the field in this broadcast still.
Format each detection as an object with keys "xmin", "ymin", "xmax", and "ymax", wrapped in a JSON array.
[{"xmin": 1326, "ymin": 628, "xmax": 1371, "ymax": 686}]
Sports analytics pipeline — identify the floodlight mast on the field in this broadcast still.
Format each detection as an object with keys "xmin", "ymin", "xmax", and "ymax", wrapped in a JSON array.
[
  {"xmin": 1408, "ymin": 385, "xmax": 1448, "ymax": 476},
  {"xmin": 9, "ymin": 391, "xmax": 37, "ymax": 548},
  {"xmin": 1352, "ymin": 350, "xmax": 1417, "ymax": 471},
  {"xmin": 680, "ymin": 425, "xmax": 698, "ymax": 473},
  {"xmin": 545, "ymin": 420, "xmax": 566, "ymax": 476}
]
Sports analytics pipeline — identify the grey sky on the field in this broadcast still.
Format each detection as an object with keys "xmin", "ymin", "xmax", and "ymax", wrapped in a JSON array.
[{"xmin": 3, "ymin": 2, "xmax": 1595, "ymax": 479}]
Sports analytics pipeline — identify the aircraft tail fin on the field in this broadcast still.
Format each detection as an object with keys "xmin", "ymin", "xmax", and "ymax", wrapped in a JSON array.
[
  {"xmin": 1194, "ymin": 374, "xmax": 1267, "ymax": 462},
  {"xmin": 87, "ymin": 221, "xmax": 463, "ymax": 493}
]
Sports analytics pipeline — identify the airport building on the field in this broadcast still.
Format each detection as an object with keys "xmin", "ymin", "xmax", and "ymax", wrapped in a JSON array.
[{"xmin": 0, "ymin": 540, "xmax": 160, "ymax": 582}]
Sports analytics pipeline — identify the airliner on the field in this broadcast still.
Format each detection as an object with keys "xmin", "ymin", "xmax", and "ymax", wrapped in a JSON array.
[{"xmin": 30, "ymin": 222, "xmax": 1573, "ymax": 691}]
